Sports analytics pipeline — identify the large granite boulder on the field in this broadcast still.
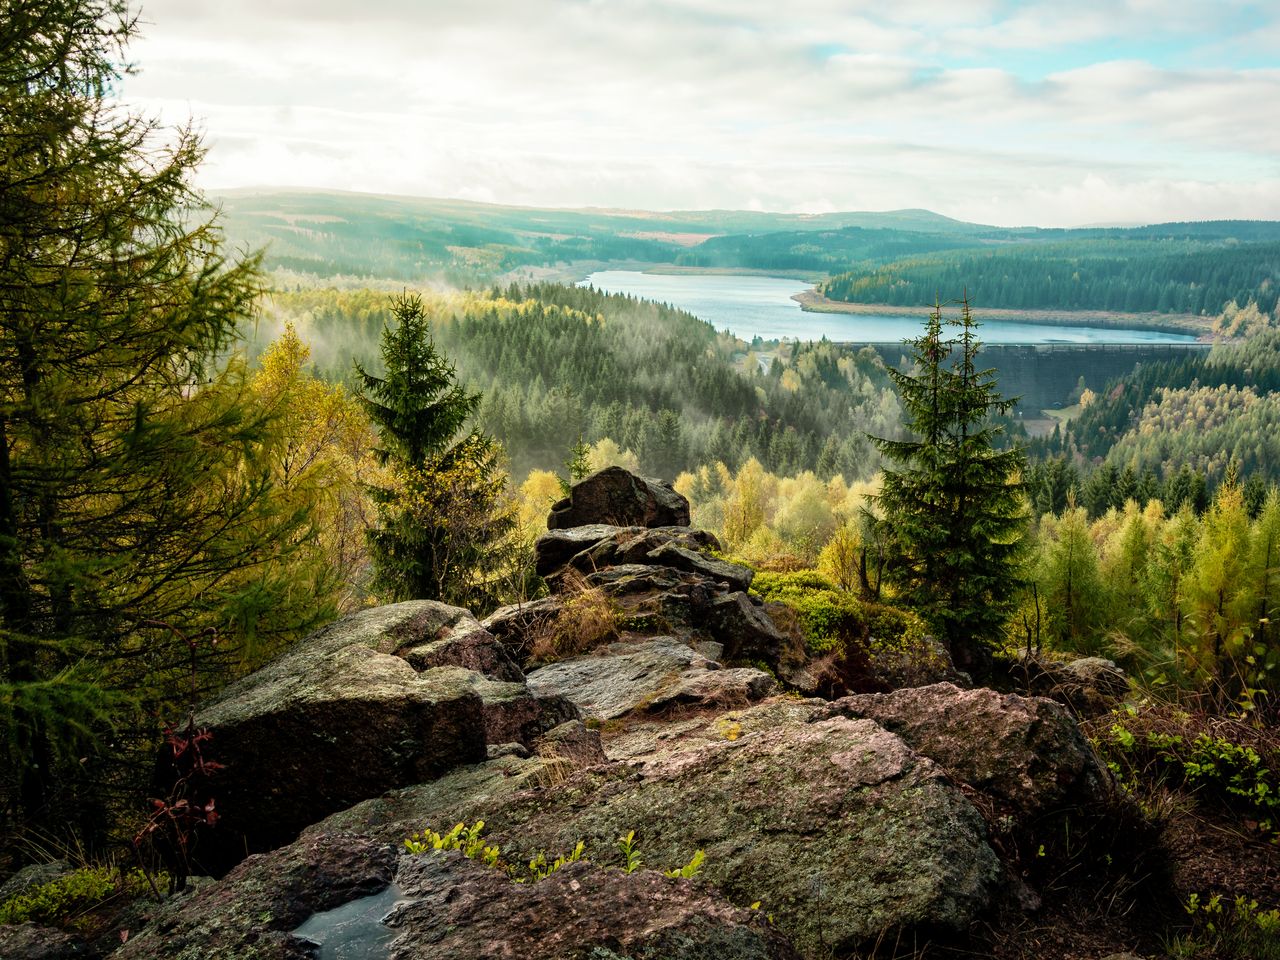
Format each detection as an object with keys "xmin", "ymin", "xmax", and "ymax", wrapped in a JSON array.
[
  {"xmin": 822, "ymin": 682, "xmax": 1113, "ymax": 819},
  {"xmin": 526, "ymin": 637, "xmax": 776, "ymax": 720},
  {"xmin": 547, "ymin": 466, "xmax": 690, "ymax": 530},
  {"xmin": 384, "ymin": 853, "xmax": 800, "ymax": 960},
  {"xmin": 316, "ymin": 699, "xmax": 1003, "ymax": 954},
  {"xmin": 163, "ymin": 602, "xmax": 573, "ymax": 871}
]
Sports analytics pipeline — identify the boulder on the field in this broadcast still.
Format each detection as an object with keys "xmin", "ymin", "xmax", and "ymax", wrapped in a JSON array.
[
  {"xmin": 695, "ymin": 592, "xmax": 809, "ymax": 685},
  {"xmin": 585, "ymin": 562, "xmax": 721, "ymax": 598},
  {"xmin": 0, "ymin": 924, "xmax": 89, "ymax": 960},
  {"xmin": 526, "ymin": 637, "xmax": 775, "ymax": 720},
  {"xmin": 1006, "ymin": 653, "xmax": 1130, "ymax": 717},
  {"xmin": 481, "ymin": 597, "xmax": 564, "ymax": 663},
  {"xmin": 823, "ymin": 682, "xmax": 1112, "ymax": 819},
  {"xmin": 384, "ymin": 852, "xmax": 800, "ymax": 960},
  {"xmin": 569, "ymin": 526, "xmax": 722, "ymax": 574},
  {"xmin": 547, "ymin": 466, "xmax": 690, "ymax": 530},
  {"xmin": 167, "ymin": 603, "xmax": 572, "ymax": 870},
  {"xmin": 0, "ymin": 861, "xmax": 72, "ymax": 903},
  {"xmin": 114, "ymin": 834, "xmax": 395, "ymax": 960},
  {"xmin": 316, "ymin": 699, "xmax": 1003, "ymax": 954},
  {"xmin": 644, "ymin": 543, "xmax": 753, "ymax": 592},
  {"xmin": 534, "ymin": 524, "xmax": 638, "ymax": 577},
  {"xmin": 388, "ymin": 602, "xmax": 523, "ymax": 682}
]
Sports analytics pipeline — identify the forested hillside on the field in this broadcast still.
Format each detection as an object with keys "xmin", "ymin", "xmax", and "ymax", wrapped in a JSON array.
[
  {"xmin": 821, "ymin": 237, "xmax": 1280, "ymax": 315},
  {"xmin": 1029, "ymin": 303, "xmax": 1280, "ymax": 493},
  {"xmin": 218, "ymin": 191, "xmax": 988, "ymax": 286},
  {"xmin": 256, "ymin": 282, "xmax": 902, "ymax": 480}
]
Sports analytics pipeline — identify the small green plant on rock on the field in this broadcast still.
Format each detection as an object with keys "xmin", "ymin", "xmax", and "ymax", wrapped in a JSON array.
[
  {"xmin": 664, "ymin": 849, "xmax": 705, "ymax": 879},
  {"xmin": 617, "ymin": 830, "xmax": 643, "ymax": 874},
  {"xmin": 403, "ymin": 821, "xmax": 584, "ymax": 883},
  {"xmin": 404, "ymin": 820, "xmax": 502, "ymax": 866},
  {"xmin": 0, "ymin": 866, "xmax": 162, "ymax": 933}
]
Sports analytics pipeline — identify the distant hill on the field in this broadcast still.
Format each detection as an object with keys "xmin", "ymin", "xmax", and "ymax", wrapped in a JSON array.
[
  {"xmin": 214, "ymin": 188, "xmax": 1280, "ymax": 304},
  {"xmin": 213, "ymin": 189, "xmax": 998, "ymax": 285}
]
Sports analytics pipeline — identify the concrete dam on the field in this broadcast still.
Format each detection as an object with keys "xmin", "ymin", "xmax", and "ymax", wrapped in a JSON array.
[{"xmin": 857, "ymin": 341, "xmax": 1213, "ymax": 417}]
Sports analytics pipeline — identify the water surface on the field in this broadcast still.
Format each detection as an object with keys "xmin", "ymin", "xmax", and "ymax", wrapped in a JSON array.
[
  {"xmin": 580, "ymin": 271, "xmax": 1197, "ymax": 345},
  {"xmin": 292, "ymin": 883, "xmax": 403, "ymax": 959}
]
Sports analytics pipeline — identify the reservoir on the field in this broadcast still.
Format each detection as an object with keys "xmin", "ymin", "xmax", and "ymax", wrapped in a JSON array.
[{"xmin": 580, "ymin": 270, "xmax": 1198, "ymax": 345}]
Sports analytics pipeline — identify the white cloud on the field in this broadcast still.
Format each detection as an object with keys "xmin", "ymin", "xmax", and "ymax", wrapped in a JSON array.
[{"xmin": 117, "ymin": 0, "xmax": 1280, "ymax": 226}]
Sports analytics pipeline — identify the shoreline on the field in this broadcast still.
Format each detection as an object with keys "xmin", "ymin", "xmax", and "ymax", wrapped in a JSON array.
[{"xmin": 793, "ymin": 290, "xmax": 1215, "ymax": 339}]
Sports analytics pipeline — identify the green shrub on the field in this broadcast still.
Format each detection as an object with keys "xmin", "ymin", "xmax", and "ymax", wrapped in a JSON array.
[
  {"xmin": 0, "ymin": 865, "xmax": 159, "ymax": 931},
  {"xmin": 752, "ymin": 568, "xmax": 930, "ymax": 660},
  {"xmin": 1166, "ymin": 893, "xmax": 1280, "ymax": 960},
  {"xmin": 1099, "ymin": 706, "xmax": 1279, "ymax": 833}
]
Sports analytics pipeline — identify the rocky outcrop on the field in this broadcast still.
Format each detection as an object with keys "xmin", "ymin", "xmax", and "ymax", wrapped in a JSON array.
[
  {"xmin": 316, "ymin": 698, "xmax": 1003, "ymax": 954},
  {"xmin": 163, "ymin": 602, "xmax": 575, "ymax": 872},
  {"xmin": 385, "ymin": 853, "xmax": 799, "ymax": 960},
  {"xmin": 110, "ymin": 467, "xmax": 1130, "ymax": 959},
  {"xmin": 1005, "ymin": 653, "xmax": 1130, "ymax": 717},
  {"xmin": 526, "ymin": 637, "xmax": 776, "ymax": 720},
  {"xmin": 547, "ymin": 466, "xmax": 690, "ymax": 530}
]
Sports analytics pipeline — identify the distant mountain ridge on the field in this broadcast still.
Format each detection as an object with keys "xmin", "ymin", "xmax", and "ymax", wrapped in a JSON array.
[{"xmin": 213, "ymin": 187, "xmax": 1280, "ymax": 291}]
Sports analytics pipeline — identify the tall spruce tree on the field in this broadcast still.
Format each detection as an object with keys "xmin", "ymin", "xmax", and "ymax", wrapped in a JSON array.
[
  {"xmin": 1, "ymin": 0, "xmax": 325, "ymax": 848},
  {"xmin": 357, "ymin": 293, "xmax": 516, "ymax": 612},
  {"xmin": 869, "ymin": 297, "xmax": 1025, "ymax": 677}
]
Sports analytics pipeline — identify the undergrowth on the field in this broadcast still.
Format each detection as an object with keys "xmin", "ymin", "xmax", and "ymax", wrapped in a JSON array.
[
  {"xmin": 751, "ymin": 569, "xmax": 946, "ymax": 689},
  {"xmin": 1094, "ymin": 702, "xmax": 1280, "ymax": 836},
  {"xmin": 529, "ymin": 570, "xmax": 617, "ymax": 661},
  {"xmin": 0, "ymin": 865, "xmax": 163, "ymax": 933},
  {"xmin": 1166, "ymin": 893, "xmax": 1280, "ymax": 960}
]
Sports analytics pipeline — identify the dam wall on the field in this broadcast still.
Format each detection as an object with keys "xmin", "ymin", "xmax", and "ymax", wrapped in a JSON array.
[{"xmin": 857, "ymin": 341, "xmax": 1213, "ymax": 415}]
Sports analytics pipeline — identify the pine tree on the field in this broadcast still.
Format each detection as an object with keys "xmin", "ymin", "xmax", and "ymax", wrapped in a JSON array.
[
  {"xmin": 1, "ymin": 0, "xmax": 324, "ymax": 845},
  {"xmin": 869, "ymin": 297, "xmax": 1025, "ymax": 678},
  {"xmin": 357, "ymin": 293, "xmax": 516, "ymax": 612}
]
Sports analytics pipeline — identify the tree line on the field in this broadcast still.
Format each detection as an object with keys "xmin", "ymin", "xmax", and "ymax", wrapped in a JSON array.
[
  {"xmin": 821, "ymin": 240, "xmax": 1280, "ymax": 316},
  {"xmin": 253, "ymin": 283, "xmax": 906, "ymax": 481}
]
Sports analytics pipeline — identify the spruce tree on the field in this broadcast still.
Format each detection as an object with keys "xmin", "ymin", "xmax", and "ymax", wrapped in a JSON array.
[
  {"xmin": 869, "ymin": 298, "xmax": 1025, "ymax": 678},
  {"xmin": 357, "ymin": 293, "xmax": 516, "ymax": 612},
  {"xmin": 1, "ymin": 0, "xmax": 324, "ymax": 846}
]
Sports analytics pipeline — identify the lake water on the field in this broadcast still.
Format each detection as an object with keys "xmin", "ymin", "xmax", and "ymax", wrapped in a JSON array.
[{"xmin": 579, "ymin": 271, "xmax": 1198, "ymax": 345}]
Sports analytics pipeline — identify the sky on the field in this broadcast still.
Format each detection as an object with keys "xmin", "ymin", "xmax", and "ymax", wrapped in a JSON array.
[{"xmin": 120, "ymin": 0, "xmax": 1280, "ymax": 227}]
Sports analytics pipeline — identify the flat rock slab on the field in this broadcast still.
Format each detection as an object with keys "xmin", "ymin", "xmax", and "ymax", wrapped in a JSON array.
[
  {"xmin": 385, "ymin": 854, "xmax": 800, "ymax": 960},
  {"xmin": 526, "ymin": 637, "xmax": 775, "ymax": 720},
  {"xmin": 317, "ymin": 699, "xmax": 1002, "ymax": 954}
]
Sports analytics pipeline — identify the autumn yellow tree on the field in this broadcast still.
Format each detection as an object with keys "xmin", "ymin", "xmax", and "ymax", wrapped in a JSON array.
[{"xmin": 251, "ymin": 322, "xmax": 380, "ymax": 612}]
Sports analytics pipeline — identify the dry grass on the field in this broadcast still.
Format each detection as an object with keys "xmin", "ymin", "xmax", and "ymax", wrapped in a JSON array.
[{"xmin": 529, "ymin": 569, "xmax": 618, "ymax": 662}]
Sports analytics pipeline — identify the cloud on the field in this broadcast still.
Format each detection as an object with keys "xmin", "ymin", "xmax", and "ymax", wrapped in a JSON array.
[{"xmin": 119, "ymin": 0, "xmax": 1280, "ymax": 226}]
